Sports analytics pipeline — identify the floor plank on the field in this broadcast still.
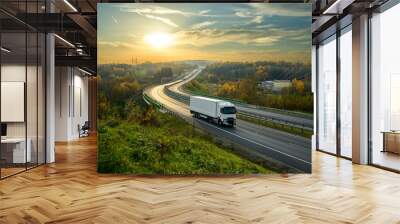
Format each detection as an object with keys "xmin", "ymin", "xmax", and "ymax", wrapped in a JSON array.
[{"xmin": 1, "ymin": 135, "xmax": 400, "ymax": 223}]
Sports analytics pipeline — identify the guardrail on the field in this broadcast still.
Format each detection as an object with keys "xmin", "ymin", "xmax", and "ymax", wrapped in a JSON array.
[
  {"xmin": 177, "ymin": 86, "xmax": 313, "ymax": 120},
  {"xmin": 164, "ymin": 87, "xmax": 190, "ymax": 104},
  {"xmin": 143, "ymin": 88, "xmax": 191, "ymax": 123},
  {"xmin": 143, "ymin": 91, "xmax": 162, "ymax": 109},
  {"xmin": 237, "ymin": 112, "xmax": 313, "ymax": 133},
  {"xmin": 143, "ymin": 86, "xmax": 309, "ymax": 172},
  {"xmin": 163, "ymin": 86, "xmax": 313, "ymax": 132}
]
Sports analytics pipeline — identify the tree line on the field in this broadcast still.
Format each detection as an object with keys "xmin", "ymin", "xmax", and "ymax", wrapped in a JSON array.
[
  {"xmin": 98, "ymin": 62, "xmax": 195, "ymax": 120},
  {"xmin": 185, "ymin": 61, "xmax": 313, "ymax": 113}
]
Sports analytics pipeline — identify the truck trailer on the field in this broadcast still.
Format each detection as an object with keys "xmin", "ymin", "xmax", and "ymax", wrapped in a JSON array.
[{"xmin": 189, "ymin": 96, "xmax": 236, "ymax": 126}]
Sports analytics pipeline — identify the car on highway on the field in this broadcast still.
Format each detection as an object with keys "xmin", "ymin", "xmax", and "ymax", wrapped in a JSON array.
[{"xmin": 189, "ymin": 96, "xmax": 237, "ymax": 126}]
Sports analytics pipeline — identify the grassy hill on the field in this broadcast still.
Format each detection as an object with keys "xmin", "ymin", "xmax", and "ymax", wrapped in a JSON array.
[{"xmin": 98, "ymin": 108, "xmax": 273, "ymax": 175}]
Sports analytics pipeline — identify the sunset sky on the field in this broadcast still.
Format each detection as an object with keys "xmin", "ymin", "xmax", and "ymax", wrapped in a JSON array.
[{"xmin": 98, "ymin": 3, "xmax": 311, "ymax": 64}]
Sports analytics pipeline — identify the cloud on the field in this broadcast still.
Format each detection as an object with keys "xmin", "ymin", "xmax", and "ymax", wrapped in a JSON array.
[
  {"xmin": 119, "ymin": 5, "xmax": 192, "ymax": 16},
  {"xmin": 252, "ymin": 36, "xmax": 279, "ymax": 44},
  {"xmin": 199, "ymin": 10, "xmax": 210, "ymax": 15},
  {"xmin": 111, "ymin": 15, "xmax": 118, "ymax": 24},
  {"xmin": 289, "ymin": 35, "xmax": 309, "ymax": 41},
  {"xmin": 116, "ymin": 5, "xmax": 183, "ymax": 27},
  {"xmin": 100, "ymin": 4, "xmax": 310, "ymax": 64},
  {"xmin": 250, "ymin": 4, "xmax": 310, "ymax": 17},
  {"xmin": 173, "ymin": 26, "xmax": 309, "ymax": 48},
  {"xmin": 118, "ymin": 5, "xmax": 214, "ymax": 17},
  {"xmin": 174, "ymin": 28, "xmax": 281, "ymax": 47},
  {"xmin": 251, "ymin": 16, "xmax": 263, "ymax": 24},
  {"xmin": 235, "ymin": 11, "xmax": 252, "ymax": 18},
  {"xmin": 256, "ymin": 24, "xmax": 274, "ymax": 29},
  {"xmin": 235, "ymin": 5, "xmax": 308, "ymax": 27},
  {"xmin": 142, "ymin": 14, "xmax": 178, "ymax": 27},
  {"xmin": 98, "ymin": 41, "xmax": 137, "ymax": 49},
  {"xmin": 266, "ymin": 27, "xmax": 309, "ymax": 38},
  {"xmin": 235, "ymin": 11, "xmax": 262, "ymax": 24},
  {"xmin": 192, "ymin": 21, "xmax": 216, "ymax": 29}
]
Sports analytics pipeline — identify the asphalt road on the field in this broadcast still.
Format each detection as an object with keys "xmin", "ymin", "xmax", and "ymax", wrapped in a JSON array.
[
  {"xmin": 144, "ymin": 67, "xmax": 312, "ymax": 172},
  {"xmin": 170, "ymin": 72, "xmax": 313, "ymax": 129}
]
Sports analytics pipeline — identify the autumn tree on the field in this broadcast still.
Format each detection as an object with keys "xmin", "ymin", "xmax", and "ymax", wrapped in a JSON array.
[
  {"xmin": 255, "ymin": 65, "xmax": 268, "ymax": 81},
  {"xmin": 218, "ymin": 82, "xmax": 237, "ymax": 97},
  {"xmin": 238, "ymin": 78, "xmax": 257, "ymax": 102},
  {"xmin": 292, "ymin": 79, "xmax": 305, "ymax": 95}
]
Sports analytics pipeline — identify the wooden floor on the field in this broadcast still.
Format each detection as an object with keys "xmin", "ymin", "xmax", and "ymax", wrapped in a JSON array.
[
  {"xmin": 372, "ymin": 150, "xmax": 400, "ymax": 171},
  {"xmin": 1, "ymin": 167, "xmax": 26, "ymax": 178},
  {"xmin": 1, "ymin": 135, "xmax": 400, "ymax": 223}
]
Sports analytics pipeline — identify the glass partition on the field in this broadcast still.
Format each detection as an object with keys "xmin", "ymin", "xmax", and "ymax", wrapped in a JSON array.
[
  {"xmin": 370, "ymin": 3, "xmax": 400, "ymax": 171},
  {"xmin": 0, "ymin": 2, "xmax": 46, "ymax": 179},
  {"xmin": 1, "ymin": 31, "xmax": 28, "ymax": 177},
  {"xmin": 317, "ymin": 35, "xmax": 337, "ymax": 154},
  {"xmin": 339, "ymin": 26, "xmax": 352, "ymax": 158}
]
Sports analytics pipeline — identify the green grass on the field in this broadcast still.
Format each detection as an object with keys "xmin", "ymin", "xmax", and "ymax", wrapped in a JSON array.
[
  {"xmin": 237, "ymin": 114, "xmax": 312, "ymax": 138},
  {"xmin": 98, "ymin": 111, "xmax": 273, "ymax": 175},
  {"xmin": 183, "ymin": 85, "xmax": 209, "ymax": 96}
]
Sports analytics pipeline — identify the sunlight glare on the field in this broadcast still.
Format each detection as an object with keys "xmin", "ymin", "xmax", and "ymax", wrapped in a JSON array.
[{"xmin": 144, "ymin": 32, "xmax": 173, "ymax": 49}]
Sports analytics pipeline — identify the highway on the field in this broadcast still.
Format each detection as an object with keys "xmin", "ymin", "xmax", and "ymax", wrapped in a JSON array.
[
  {"xmin": 168, "ymin": 75, "xmax": 313, "ymax": 130},
  {"xmin": 144, "ymin": 66, "xmax": 312, "ymax": 172}
]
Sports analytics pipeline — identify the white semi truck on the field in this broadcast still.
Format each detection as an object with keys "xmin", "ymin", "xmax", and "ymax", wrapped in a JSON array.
[{"xmin": 189, "ymin": 96, "xmax": 237, "ymax": 126}]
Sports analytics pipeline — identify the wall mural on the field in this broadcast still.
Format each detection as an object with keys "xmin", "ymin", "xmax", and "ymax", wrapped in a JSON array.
[{"xmin": 97, "ymin": 3, "xmax": 313, "ymax": 174}]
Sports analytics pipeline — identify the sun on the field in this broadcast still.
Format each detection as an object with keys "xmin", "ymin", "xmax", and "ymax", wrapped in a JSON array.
[{"xmin": 144, "ymin": 32, "xmax": 173, "ymax": 49}]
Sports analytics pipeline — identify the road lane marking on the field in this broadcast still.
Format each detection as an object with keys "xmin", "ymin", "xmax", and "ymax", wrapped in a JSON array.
[
  {"xmin": 147, "ymin": 67, "xmax": 311, "ymax": 168},
  {"xmin": 195, "ymin": 118, "xmax": 311, "ymax": 165}
]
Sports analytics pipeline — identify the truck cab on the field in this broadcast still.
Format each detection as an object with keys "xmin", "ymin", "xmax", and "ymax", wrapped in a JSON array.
[{"xmin": 218, "ymin": 102, "xmax": 237, "ymax": 126}]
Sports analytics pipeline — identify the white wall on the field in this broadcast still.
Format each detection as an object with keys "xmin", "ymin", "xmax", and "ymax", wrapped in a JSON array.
[
  {"xmin": 55, "ymin": 67, "xmax": 70, "ymax": 141},
  {"xmin": 55, "ymin": 67, "xmax": 89, "ymax": 141},
  {"xmin": 1, "ymin": 64, "xmax": 26, "ymax": 81},
  {"xmin": 72, "ymin": 73, "xmax": 89, "ymax": 138}
]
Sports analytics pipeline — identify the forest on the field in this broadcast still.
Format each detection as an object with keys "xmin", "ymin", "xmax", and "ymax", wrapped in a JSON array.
[
  {"xmin": 184, "ymin": 61, "xmax": 313, "ymax": 114},
  {"xmin": 97, "ymin": 62, "xmax": 274, "ymax": 174},
  {"xmin": 98, "ymin": 62, "xmax": 195, "ymax": 119}
]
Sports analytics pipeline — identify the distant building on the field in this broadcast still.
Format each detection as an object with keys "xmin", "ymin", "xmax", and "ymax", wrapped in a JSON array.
[
  {"xmin": 259, "ymin": 80, "xmax": 292, "ymax": 92},
  {"xmin": 259, "ymin": 81, "xmax": 273, "ymax": 89},
  {"xmin": 112, "ymin": 66, "xmax": 125, "ymax": 72}
]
